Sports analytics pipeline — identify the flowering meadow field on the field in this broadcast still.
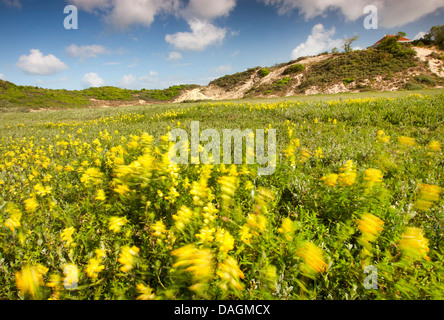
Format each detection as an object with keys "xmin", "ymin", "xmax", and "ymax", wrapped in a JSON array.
[{"xmin": 0, "ymin": 92, "xmax": 443, "ymax": 300}]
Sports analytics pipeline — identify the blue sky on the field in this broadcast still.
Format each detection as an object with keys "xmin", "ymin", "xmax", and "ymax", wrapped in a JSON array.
[{"xmin": 1, "ymin": 0, "xmax": 443, "ymax": 90}]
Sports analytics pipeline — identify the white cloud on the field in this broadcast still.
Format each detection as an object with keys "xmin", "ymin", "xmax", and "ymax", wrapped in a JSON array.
[
  {"xmin": 260, "ymin": 0, "xmax": 444, "ymax": 28},
  {"xmin": 165, "ymin": 19, "xmax": 226, "ymax": 51},
  {"xmin": 16, "ymin": 49, "xmax": 68, "ymax": 76},
  {"xmin": 166, "ymin": 51, "xmax": 183, "ymax": 61},
  {"xmin": 213, "ymin": 64, "xmax": 232, "ymax": 74},
  {"xmin": 1, "ymin": 0, "xmax": 21, "ymax": 9},
  {"xmin": 82, "ymin": 72, "xmax": 105, "ymax": 88},
  {"xmin": 413, "ymin": 31, "xmax": 427, "ymax": 40},
  {"xmin": 118, "ymin": 73, "xmax": 159, "ymax": 89},
  {"xmin": 102, "ymin": 62, "xmax": 121, "ymax": 66},
  {"xmin": 0, "ymin": 73, "xmax": 5, "ymax": 80},
  {"xmin": 184, "ymin": 0, "xmax": 236, "ymax": 20},
  {"xmin": 69, "ymin": 0, "xmax": 112, "ymax": 12},
  {"xmin": 291, "ymin": 24, "xmax": 343, "ymax": 59},
  {"xmin": 71, "ymin": 0, "xmax": 180, "ymax": 30},
  {"xmin": 66, "ymin": 44, "xmax": 110, "ymax": 61}
]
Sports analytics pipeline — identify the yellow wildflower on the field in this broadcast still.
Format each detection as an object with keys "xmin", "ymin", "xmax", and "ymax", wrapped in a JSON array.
[
  {"xmin": 239, "ymin": 225, "xmax": 253, "ymax": 244},
  {"xmin": 60, "ymin": 227, "xmax": 75, "ymax": 247},
  {"xmin": 136, "ymin": 283, "xmax": 156, "ymax": 300},
  {"xmin": 216, "ymin": 256, "xmax": 245, "ymax": 292},
  {"xmin": 427, "ymin": 140, "xmax": 441, "ymax": 152},
  {"xmin": 108, "ymin": 216, "xmax": 128, "ymax": 233},
  {"xmin": 85, "ymin": 257, "xmax": 105, "ymax": 279},
  {"xmin": 24, "ymin": 197, "xmax": 39, "ymax": 212},
  {"xmin": 4, "ymin": 211, "xmax": 22, "ymax": 232},
  {"xmin": 195, "ymin": 226, "xmax": 216, "ymax": 243},
  {"xmin": 151, "ymin": 220, "xmax": 167, "ymax": 238},
  {"xmin": 172, "ymin": 245, "xmax": 214, "ymax": 285},
  {"xmin": 314, "ymin": 147, "xmax": 324, "ymax": 158},
  {"xmin": 15, "ymin": 264, "xmax": 47, "ymax": 298},
  {"xmin": 364, "ymin": 168, "xmax": 383, "ymax": 186},
  {"xmin": 297, "ymin": 242, "xmax": 328, "ymax": 275},
  {"xmin": 114, "ymin": 184, "xmax": 131, "ymax": 196},
  {"xmin": 338, "ymin": 160, "xmax": 357, "ymax": 186},
  {"xmin": 415, "ymin": 183, "xmax": 441, "ymax": 211},
  {"xmin": 357, "ymin": 213, "xmax": 384, "ymax": 243},
  {"xmin": 95, "ymin": 189, "xmax": 106, "ymax": 201},
  {"xmin": 399, "ymin": 227, "xmax": 430, "ymax": 261},
  {"xmin": 320, "ymin": 173, "xmax": 338, "ymax": 187},
  {"xmin": 278, "ymin": 217, "xmax": 295, "ymax": 241},
  {"xmin": 215, "ymin": 228, "xmax": 235, "ymax": 253},
  {"xmin": 398, "ymin": 136, "xmax": 416, "ymax": 147},
  {"xmin": 118, "ymin": 246, "xmax": 139, "ymax": 272}
]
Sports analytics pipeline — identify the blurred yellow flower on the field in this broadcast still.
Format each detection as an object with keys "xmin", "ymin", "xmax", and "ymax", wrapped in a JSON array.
[
  {"xmin": 297, "ymin": 242, "xmax": 328, "ymax": 275},
  {"xmin": 364, "ymin": 168, "xmax": 383, "ymax": 186},
  {"xmin": 278, "ymin": 217, "xmax": 295, "ymax": 240},
  {"xmin": 172, "ymin": 244, "xmax": 214, "ymax": 288},
  {"xmin": 95, "ymin": 189, "xmax": 106, "ymax": 201},
  {"xmin": 136, "ymin": 283, "xmax": 156, "ymax": 300},
  {"xmin": 60, "ymin": 227, "xmax": 75, "ymax": 247},
  {"xmin": 415, "ymin": 183, "xmax": 441, "ymax": 211},
  {"xmin": 427, "ymin": 140, "xmax": 441, "ymax": 152},
  {"xmin": 85, "ymin": 257, "xmax": 105, "ymax": 279},
  {"xmin": 398, "ymin": 136, "xmax": 416, "ymax": 147},
  {"xmin": 152, "ymin": 220, "xmax": 167, "ymax": 238},
  {"xmin": 320, "ymin": 173, "xmax": 338, "ymax": 187},
  {"xmin": 216, "ymin": 256, "xmax": 245, "ymax": 291},
  {"xmin": 216, "ymin": 228, "xmax": 235, "ymax": 253},
  {"xmin": 399, "ymin": 227, "xmax": 430, "ymax": 261},
  {"xmin": 357, "ymin": 213, "xmax": 384, "ymax": 243},
  {"xmin": 118, "ymin": 246, "xmax": 139, "ymax": 272},
  {"xmin": 338, "ymin": 160, "xmax": 357, "ymax": 186},
  {"xmin": 24, "ymin": 197, "xmax": 39, "ymax": 212},
  {"xmin": 108, "ymin": 216, "xmax": 128, "ymax": 233},
  {"xmin": 195, "ymin": 226, "xmax": 216, "ymax": 243},
  {"xmin": 15, "ymin": 264, "xmax": 47, "ymax": 298},
  {"xmin": 4, "ymin": 211, "xmax": 22, "ymax": 232}
]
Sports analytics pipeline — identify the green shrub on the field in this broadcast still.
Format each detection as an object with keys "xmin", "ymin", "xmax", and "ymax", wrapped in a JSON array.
[
  {"xmin": 404, "ymin": 81, "xmax": 425, "ymax": 90},
  {"xmin": 414, "ymin": 75, "xmax": 437, "ymax": 86},
  {"xmin": 258, "ymin": 68, "xmax": 271, "ymax": 78},
  {"xmin": 343, "ymin": 77, "xmax": 355, "ymax": 85},
  {"xmin": 283, "ymin": 64, "xmax": 305, "ymax": 75}
]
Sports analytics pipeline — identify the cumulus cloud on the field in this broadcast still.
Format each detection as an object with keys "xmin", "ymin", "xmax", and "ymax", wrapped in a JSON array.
[
  {"xmin": 413, "ymin": 31, "xmax": 427, "ymax": 40},
  {"xmin": 291, "ymin": 24, "xmax": 343, "ymax": 59},
  {"xmin": 183, "ymin": 0, "xmax": 236, "ymax": 20},
  {"xmin": 165, "ymin": 19, "xmax": 226, "ymax": 51},
  {"xmin": 166, "ymin": 0, "xmax": 236, "ymax": 51},
  {"xmin": 1, "ymin": 0, "xmax": 21, "ymax": 9},
  {"xmin": 16, "ymin": 49, "xmax": 68, "ymax": 76},
  {"xmin": 213, "ymin": 64, "xmax": 232, "ymax": 74},
  {"xmin": 166, "ymin": 51, "xmax": 183, "ymax": 61},
  {"xmin": 70, "ymin": 0, "xmax": 179, "ymax": 30},
  {"xmin": 66, "ymin": 44, "xmax": 110, "ymax": 61},
  {"xmin": 260, "ymin": 0, "xmax": 444, "ymax": 28},
  {"xmin": 69, "ymin": 0, "xmax": 112, "ymax": 12},
  {"xmin": 82, "ymin": 72, "xmax": 105, "ymax": 88},
  {"xmin": 118, "ymin": 73, "xmax": 159, "ymax": 89}
]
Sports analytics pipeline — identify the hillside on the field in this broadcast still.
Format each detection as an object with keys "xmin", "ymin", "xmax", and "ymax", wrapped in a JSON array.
[
  {"xmin": 1, "ymin": 45, "xmax": 443, "ymax": 112},
  {"xmin": 174, "ymin": 45, "xmax": 444, "ymax": 102},
  {"xmin": 0, "ymin": 81, "xmax": 198, "ymax": 112}
]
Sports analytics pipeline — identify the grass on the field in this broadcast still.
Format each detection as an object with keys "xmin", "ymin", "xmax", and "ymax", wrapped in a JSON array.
[{"xmin": 1, "ymin": 90, "xmax": 443, "ymax": 300}]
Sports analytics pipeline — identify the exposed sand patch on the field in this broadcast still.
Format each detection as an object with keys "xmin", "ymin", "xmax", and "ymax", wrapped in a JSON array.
[{"xmin": 414, "ymin": 47, "xmax": 444, "ymax": 77}]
